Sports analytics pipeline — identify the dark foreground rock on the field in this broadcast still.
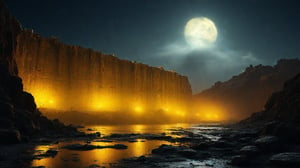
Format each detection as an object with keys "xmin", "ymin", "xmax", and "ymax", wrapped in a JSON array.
[
  {"xmin": 0, "ymin": 0, "xmax": 81, "ymax": 145},
  {"xmin": 152, "ymin": 144, "xmax": 197, "ymax": 158},
  {"xmin": 270, "ymin": 153, "xmax": 300, "ymax": 167},
  {"xmin": 0, "ymin": 129, "xmax": 21, "ymax": 144},
  {"xmin": 62, "ymin": 143, "xmax": 128, "ymax": 151}
]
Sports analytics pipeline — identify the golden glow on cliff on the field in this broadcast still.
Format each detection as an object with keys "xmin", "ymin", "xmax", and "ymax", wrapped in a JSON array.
[
  {"xmin": 134, "ymin": 105, "xmax": 143, "ymax": 114},
  {"xmin": 194, "ymin": 101, "xmax": 225, "ymax": 122},
  {"xmin": 176, "ymin": 110, "xmax": 185, "ymax": 117},
  {"xmin": 15, "ymin": 31, "xmax": 194, "ymax": 124},
  {"xmin": 27, "ymin": 83, "xmax": 229, "ymax": 123},
  {"xmin": 90, "ymin": 93, "xmax": 118, "ymax": 111},
  {"xmin": 31, "ymin": 88, "xmax": 57, "ymax": 109}
]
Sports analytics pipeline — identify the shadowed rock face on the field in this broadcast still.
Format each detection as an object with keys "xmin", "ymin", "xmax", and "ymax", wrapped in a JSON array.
[
  {"xmin": 0, "ymin": 0, "xmax": 21, "ymax": 75},
  {"xmin": 243, "ymin": 73, "xmax": 300, "ymax": 124},
  {"xmin": 14, "ymin": 30, "xmax": 192, "ymax": 113},
  {"xmin": 194, "ymin": 59, "xmax": 300, "ymax": 121},
  {"xmin": 0, "ymin": 0, "xmax": 77, "ymax": 143},
  {"xmin": 240, "ymin": 73, "xmax": 300, "ymax": 142}
]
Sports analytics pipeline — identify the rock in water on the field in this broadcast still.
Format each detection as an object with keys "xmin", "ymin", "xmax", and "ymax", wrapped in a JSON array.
[
  {"xmin": 255, "ymin": 136, "xmax": 279, "ymax": 151},
  {"xmin": 270, "ymin": 153, "xmax": 300, "ymax": 167},
  {"xmin": 239, "ymin": 146, "xmax": 259, "ymax": 156},
  {"xmin": 152, "ymin": 144, "xmax": 179, "ymax": 155}
]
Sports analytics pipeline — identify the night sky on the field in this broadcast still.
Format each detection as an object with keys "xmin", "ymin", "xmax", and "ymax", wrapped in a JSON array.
[{"xmin": 7, "ymin": 0, "xmax": 300, "ymax": 93}]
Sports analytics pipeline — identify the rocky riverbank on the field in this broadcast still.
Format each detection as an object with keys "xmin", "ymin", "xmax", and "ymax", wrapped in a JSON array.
[
  {"xmin": 114, "ymin": 73, "xmax": 300, "ymax": 168},
  {"xmin": 109, "ymin": 125, "xmax": 299, "ymax": 168}
]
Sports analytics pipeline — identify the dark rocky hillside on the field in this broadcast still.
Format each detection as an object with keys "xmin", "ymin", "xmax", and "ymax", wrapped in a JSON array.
[
  {"xmin": 0, "ymin": 0, "xmax": 78, "ymax": 144},
  {"xmin": 195, "ymin": 59, "xmax": 300, "ymax": 121},
  {"xmin": 240, "ymin": 73, "xmax": 300, "ymax": 142}
]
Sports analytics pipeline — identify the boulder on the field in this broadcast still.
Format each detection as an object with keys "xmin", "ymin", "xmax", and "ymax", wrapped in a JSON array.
[
  {"xmin": 255, "ymin": 136, "xmax": 279, "ymax": 151},
  {"xmin": 62, "ymin": 143, "xmax": 128, "ymax": 151},
  {"xmin": 152, "ymin": 144, "xmax": 179, "ymax": 155},
  {"xmin": 239, "ymin": 145, "xmax": 259, "ymax": 156},
  {"xmin": 152, "ymin": 144, "xmax": 197, "ymax": 158},
  {"xmin": 270, "ymin": 153, "xmax": 300, "ymax": 167},
  {"xmin": 113, "ymin": 144, "xmax": 127, "ymax": 149}
]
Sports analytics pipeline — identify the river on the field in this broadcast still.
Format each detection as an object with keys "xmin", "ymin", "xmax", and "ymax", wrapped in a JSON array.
[{"xmin": 31, "ymin": 123, "xmax": 226, "ymax": 168}]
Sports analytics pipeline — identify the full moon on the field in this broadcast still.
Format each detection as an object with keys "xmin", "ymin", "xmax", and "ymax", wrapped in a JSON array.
[{"xmin": 184, "ymin": 17, "xmax": 218, "ymax": 48}]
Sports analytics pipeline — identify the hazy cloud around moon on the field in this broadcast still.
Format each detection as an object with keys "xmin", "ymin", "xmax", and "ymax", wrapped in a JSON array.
[{"xmin": 154, "ymin": 41, "xmax": 262, "ymax": 93}]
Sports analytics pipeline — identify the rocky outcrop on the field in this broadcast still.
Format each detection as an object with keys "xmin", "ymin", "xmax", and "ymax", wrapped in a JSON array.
[
  {"xmin": 0, "ymin": 0, "xmax": 78, "ymax": 144},
  {"xmin": 194, "ymin": 59, "xmax": 300, "ymax": 121},
  {"xmin": 14, "ymin": 31, "xmax": 192, "ymax": 113},
  {"xmin": 240, "ymin": 73, "xmax": 300, "ymax": 142},
  {"xmin": 241, "ymin": 73, "xmax": 300, "ymax": 124},
  {"xmin": 0, "ymin": 0, "xmax": 21, "ymax": 75}
]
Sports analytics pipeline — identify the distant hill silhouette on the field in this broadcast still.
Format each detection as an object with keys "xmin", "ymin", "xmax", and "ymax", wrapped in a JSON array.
[{"xmin": 194, "ymin": 59, "xmax": 300, "ymax": 121}]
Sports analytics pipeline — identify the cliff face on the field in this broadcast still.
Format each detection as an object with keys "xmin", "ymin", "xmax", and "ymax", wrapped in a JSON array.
[
  {"xmin": 0, "ymin": 0, "xmax": 77, "ymax": 144},
  {"xmin": 243, "ymin": 73, "xmax": 300, "ymax": 124},
  {"xmin": 15, "ymin": 30, "xmax": 192, "ymax": 114},
  {"xmin": 239, "ymin": 73, "xmax": 300, "ymax": 142},
  {"xmin": 194, "ymin": 59, "xmax": 300, "ymax": 121},
  {"xmin": 0, "ymin": 0, "xmax": 21, "ymax": 75}
]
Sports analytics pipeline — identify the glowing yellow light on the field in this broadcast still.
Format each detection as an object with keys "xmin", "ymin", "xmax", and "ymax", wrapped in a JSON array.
[
  {"xmin": 134, "ymin": 106, "xmax": 143, "ymax": 113},
  {"xmin": 29, "ymin": 88, "xmax": 57, "ymax": 109},
  {"xmin": 90, "ymin": 93, "xmax": 117, "ymax": 111},
  {"xmin": 22, "ymin": 81, "xmax": 193, "ymax": 123},
  {"xmin": 176, "ymin": 111, "xmax": 185, "ymax": 117},
  {"xmin": 132, "ymin": 125, "xmax": 145, "ymax": 133},
  {"xmin": 195, "ymin": 101, "xmax": 225, "ymax": 121}
]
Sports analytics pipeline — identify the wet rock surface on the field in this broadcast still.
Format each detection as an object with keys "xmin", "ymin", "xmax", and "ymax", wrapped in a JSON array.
[
  {"xmin": 270, "ymin": 152, "xmax": 300, "ymax": 167},
  {"xmin": 62, "ymin": 143, "xmax": 128, "ymax": 151},
  {"xmin": 111, "ymin": 123, "xmax": 300, "ymax": 168}
]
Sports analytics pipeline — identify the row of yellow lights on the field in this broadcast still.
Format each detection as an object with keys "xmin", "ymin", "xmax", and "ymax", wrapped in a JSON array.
[{"xmin": 30, "ymin": 88, "xmax": 225, "ymax": 121}]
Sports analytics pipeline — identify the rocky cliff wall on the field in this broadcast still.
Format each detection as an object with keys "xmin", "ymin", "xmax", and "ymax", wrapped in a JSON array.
[
  {"xmin": 194, "ymin": 59, "xmax": 300, "ymax": 121},
  {"xmin": 0, "ymin": 0, "xmax": 20, "ymax": 75},
  {"xmin": 0, "ymin": 0, "xmax": 78, "ymax": 144},
  {"xmin": 15, "ymin": 30, "xmax": 192, "ymax": 113}
]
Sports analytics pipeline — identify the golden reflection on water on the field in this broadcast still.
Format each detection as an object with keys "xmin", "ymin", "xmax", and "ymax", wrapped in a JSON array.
[
  {"xmin": 32, "ymin": 140, "xmax": 169, "ymax": 168},
  {"xmin": 83, "ymin": 123, "xmax": 191, "ymax": 136},
  {"xmin": 32, "ymin": 124, "xmax": 191, "ymax": 168}
]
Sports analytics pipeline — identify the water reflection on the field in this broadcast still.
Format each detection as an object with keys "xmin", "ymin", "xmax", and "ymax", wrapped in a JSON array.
[
  {"xmin": 82, "ymin": 123, "xmax": 191, "ymax": 136},
  {"xmin": 31, "ymin": 124, "xmax": 192, "ymax": 168},
  {"xmin": 32, "ymin": 140, "xmax": 170, "ymax": 168}
]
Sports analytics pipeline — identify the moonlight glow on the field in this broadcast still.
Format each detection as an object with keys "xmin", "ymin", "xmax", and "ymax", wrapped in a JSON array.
[{"xmin": 184, "ymin": 17, "xmax": 218, "ymax": 48}]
